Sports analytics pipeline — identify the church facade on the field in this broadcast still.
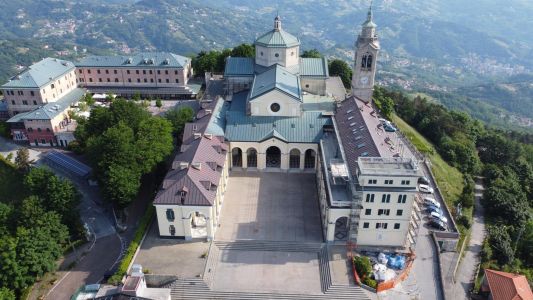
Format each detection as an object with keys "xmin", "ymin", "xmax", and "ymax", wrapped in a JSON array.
[{"xmin": 154, "ymin": 8, "xmax": 424, "ymax": 252}]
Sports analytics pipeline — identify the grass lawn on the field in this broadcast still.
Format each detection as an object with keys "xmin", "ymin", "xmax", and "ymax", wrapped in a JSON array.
[
  {"xmin": 392, "ymin": 115, "xmax": 472, "ymax": 249},
  {"xmin": 0, "ymin": 158, "xmax": 27, "ymax": 203},
  {"xmin": 392, "ymin": 115, "xmax": 463, "ymax": 206}
]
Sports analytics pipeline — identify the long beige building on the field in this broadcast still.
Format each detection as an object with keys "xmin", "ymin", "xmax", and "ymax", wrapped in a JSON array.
[{"xmin": 75, "ymin": 52, "xmax": 198, "ymax": 99}]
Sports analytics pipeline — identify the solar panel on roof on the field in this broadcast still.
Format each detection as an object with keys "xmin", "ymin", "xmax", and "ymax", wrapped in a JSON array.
[{"xmin": 45, "ymin": 151, "xmax": 91, "ymax": 178}]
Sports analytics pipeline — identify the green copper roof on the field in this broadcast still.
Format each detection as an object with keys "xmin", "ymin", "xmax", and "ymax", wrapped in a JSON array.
[
  {"xmin": 249, "ymin": 64, "xmax": 301, "ymax": 102},
  {"xmin": 300, "ymin": 57, "xmax": 329, "ymax": 77},
  {"xmin": 1, "ymin": 58, "xmax": 75, "ymax": 89},
  {"xmin": 75, "ymin": 52, "xmax": 190, "ymax": 68},
  {"xmin": 225, "ymin": 92, "xmax": 331, "ymax": 143},
  {"xmin": 224, "ymin": 57, "xmax": 255, "ymax": 77},
  {"xmin": 7, "ymin": 88, "xmax": 85, "ymax": 122},
  {"xmin": 255, "ymin": 29, "xmax": 300, "ymax": 48}
]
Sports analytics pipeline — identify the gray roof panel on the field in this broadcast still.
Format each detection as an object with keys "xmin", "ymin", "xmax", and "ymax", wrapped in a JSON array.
[
  {"xmin": 76, "ymin": 52, "xmax": 190, "ymax": 68},
  {"xmin": 1, "ymin": 58, "xmax": 75, "ymax": 89}
]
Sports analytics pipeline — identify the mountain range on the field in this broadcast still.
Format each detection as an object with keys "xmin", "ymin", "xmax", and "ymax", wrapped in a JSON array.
[{"xmin": 0, "ymin": 0, "xmax": 531, "ymax": 130}]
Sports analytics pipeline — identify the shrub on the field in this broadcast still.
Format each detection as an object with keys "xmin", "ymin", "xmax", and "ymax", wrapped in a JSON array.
[
  {"xmin": 457, "ymin": 215, "xmax": 472, "ymax": 229},
  {"xmin": 362, "ymin": 277, "xmax": 377, "ymax": 289},
  {"xmin": 67, "ymin": 140, "xmax": 84, "ymax": 154},
  {"xmin": 108, "ymin": 205, "xmax": 154, "ymax": 284},
  {"xmin": 353, "ymin": 256, "xmax": 372, "ymax": 278}
]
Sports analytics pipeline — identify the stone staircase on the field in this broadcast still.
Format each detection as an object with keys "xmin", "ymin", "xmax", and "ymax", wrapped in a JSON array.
[
  {"xmin": 168, "ymin": 278, "xmax": 370, "ymax": 299},
  {"xmin": 166, "ymin": 241, "xmax": 370, "ymax": 300},
  {"xmin": 213, "ymin": 240, "xmax": 323, "ymax": 252}
]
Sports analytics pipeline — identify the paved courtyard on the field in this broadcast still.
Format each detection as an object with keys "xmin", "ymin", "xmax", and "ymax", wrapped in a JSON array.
[
  {"xmin": 133, "ymin": 221, "xmax": 210, "ymax": 277},
  {"xmin": 216, "ymin": 172, "xmax": 323, "ymax": 242},
  {"xmin": 212, "ymin": 249, "xmax": 322, "ymax": 294}
]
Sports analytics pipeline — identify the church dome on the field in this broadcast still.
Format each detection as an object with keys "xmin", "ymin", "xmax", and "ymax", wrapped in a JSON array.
[{"xmin": 255, "ymin": 15, "xmax": 300, "ymax": 48}]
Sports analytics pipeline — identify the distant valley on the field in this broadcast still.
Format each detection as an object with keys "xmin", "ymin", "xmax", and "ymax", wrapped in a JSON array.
[{"xmin": 0, "ymin": 0, "xmax": 532, "ymax": 130}]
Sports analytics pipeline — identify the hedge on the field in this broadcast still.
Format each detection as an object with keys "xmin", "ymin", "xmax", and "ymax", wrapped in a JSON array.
[{"xmin": 108, "ymin": 205, "xmax": 154, "ymax": 284}]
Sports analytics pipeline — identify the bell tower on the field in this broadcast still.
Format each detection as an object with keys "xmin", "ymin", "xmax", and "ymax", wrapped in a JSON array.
[{"xmin": 351, "ymin": 2, "xmax": 380, "ymax": 103}]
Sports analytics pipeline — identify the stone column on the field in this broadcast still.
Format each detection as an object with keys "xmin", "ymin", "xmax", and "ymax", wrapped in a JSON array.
[{"xmin": 299, "ymin": 153, "xmax": 305, "ymax": 170}]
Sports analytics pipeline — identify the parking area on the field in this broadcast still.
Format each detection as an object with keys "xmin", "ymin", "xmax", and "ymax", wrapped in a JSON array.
[{"xmin": 216, "ymin": 172, "xmax": 323, "ymax": 242}]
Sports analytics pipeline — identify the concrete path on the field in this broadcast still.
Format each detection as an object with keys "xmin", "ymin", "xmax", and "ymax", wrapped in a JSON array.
[{"xmin": 447, "ymin": 178, "xmax": 486, "ymax": 299}]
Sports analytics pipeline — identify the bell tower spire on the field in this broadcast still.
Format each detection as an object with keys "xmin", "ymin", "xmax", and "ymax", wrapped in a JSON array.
[
  {"xmin": 274, "ymin": 14, "xmax": 281, "ymax": 31},
  {"xmin": 351, "ymin": 1, "xmax": 380, "ymax": 103}
]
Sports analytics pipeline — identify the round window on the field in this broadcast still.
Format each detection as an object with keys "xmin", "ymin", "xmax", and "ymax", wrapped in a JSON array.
[
  {"xmin": 270, "ymin": 103, "xmax": 281, "ymax": 112},
  {"xmin": 275, "ymin": 53, "xmax": 279, "ymax": 57}
]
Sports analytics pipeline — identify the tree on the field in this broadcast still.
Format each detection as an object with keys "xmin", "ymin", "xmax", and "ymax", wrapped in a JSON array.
[
  {"xmin": 374, "ymin": 96, "xmax": 394, "ymax": 119},
  {"xmin": 458, "ymin": 175, "xmax": 475, "ymax": 208},
  {"xmin": 165, "ymin": 106, "xmax": 195, "ymax": 135},
  {"xmin": 193, "ymin": 50, "xmax": 222, "ymax": 75},
  {"xmin": 102, "ymin": 164, "xmax": 141, "ymax": 208},
  {"xmin": 0, "ymin": 287, "xmax": 15, "ymax": 300},
  {"xmin": 135, "ymin": 117, "xmax": 173, "ymax": 173},
  {"xmin": 155, "ymin": 98, "xmax": 162, "ymax": 109},
  {"xmin": 328, "ymin": 59, "xmax": 352, "ymax": 89},
  {"xmin": 14, "ymin": 148, "xmax": 31, "ymax": 171},
  {"xmin": 488, "ymin": 225, "xmax": 514, "ymax": 265},
  {"xmin": 132, "ymin": 92, "xmax": 141, "ymax": 102},
  {"xmin": 301, "ymin": 49, "xmax": 322, "ymax": 58},
  {"xmin": 0, "ymin": 236, "xmax": 24, "ymax": 291},
  {"xmin": 84, "ymin": 93, "xmax": 95, "ymax": 106},
  {"xmin": 231, "ymin": 43, "xmax": 255, "ymax": 57}
]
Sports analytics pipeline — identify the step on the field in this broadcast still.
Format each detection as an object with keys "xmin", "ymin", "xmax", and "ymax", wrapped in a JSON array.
[{"xmin": 214, "ymin": 240, "xmax": 323, "ymax": 252}]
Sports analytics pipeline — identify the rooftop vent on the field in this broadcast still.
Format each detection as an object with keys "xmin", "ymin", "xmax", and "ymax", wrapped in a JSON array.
[
  {"xmin": 252, "ymin": 123, "xmax": 256, "ymax": 127},
  {"xmin": 347, "ymin": 116, "xmax": 354, "ymax": 120},
  {"xmin": 163, "ymin": 58, "xmax": 170, "ymax": 65},
  {"xmin": 346, "ymin": 109, "xmax": 353, "ymax": 114},
  {"xmin": 361, "ymin": 152, "xmax": 369, "ymax": 157},
  {"xmin": 291, "ymin": 123, "xmax": 295, "ymax": 128},
  {"xmin": 204, "ymin": 133, "xmax": 213, "ymax": 140},
  {"xmin": 193, "ymin": 132, "xmax": 202, "ymax": 139},
  {"xmin": 357, "ymin": 143, "xmax": 366, "ymax": 149},
  {"xmin": 205, "ymin": 109, "xmax": 212, "ymax": 114},
  {"xmin": 349, "ymin": 122, "xmax": 356, "ymax": 127},
  {"xmin": 191, "ymin": 162, "xmax": 202, "ymax": 170}
]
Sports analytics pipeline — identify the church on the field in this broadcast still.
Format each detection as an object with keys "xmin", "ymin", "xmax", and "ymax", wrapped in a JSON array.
[{"xmin": 154, "ymin": 7, "xmax": 423, "ymax": 251}]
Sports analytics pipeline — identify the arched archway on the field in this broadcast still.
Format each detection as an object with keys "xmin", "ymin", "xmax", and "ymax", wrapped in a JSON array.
[
  {"xmin": 304, "ymin": 149, "xmax": 316, "ymax": 169},
  {"xmin": 266, "ymin": 146, "xmax": 281, "ymax": 168},
  {"xmin": 247, "ymin": 148, "xmax": 257, "ymax": 168},
  {"xmin": 232, "ymin": 147, "xmax": 242, "ymax": 167},
  {"xmin": 289, "ymin": 149, "xmax": 300, "ymax": 169},
  {"xmin": 334, "ymin": 216, "xmax": 348, "ymax": 241},
  {"xmin": 190, "ymin": 211, "xmax": 208, "ymax": 239}
]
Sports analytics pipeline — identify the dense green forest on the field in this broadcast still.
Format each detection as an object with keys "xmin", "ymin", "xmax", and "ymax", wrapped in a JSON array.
[
  {"xmin": 374, "ymin": 86, "xmax": 533, "ymax": 281},
  {"xmin": 0, "ymin": 155, "xmax": 81, "ymax": 299}
]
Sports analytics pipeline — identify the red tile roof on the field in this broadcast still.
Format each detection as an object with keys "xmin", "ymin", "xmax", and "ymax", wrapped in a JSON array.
[{"xmin": 484, "ymin": 269, "xmax": 533, "ymax": 300}]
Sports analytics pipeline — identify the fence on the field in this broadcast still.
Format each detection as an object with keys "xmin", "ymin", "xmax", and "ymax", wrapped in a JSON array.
[{"xmin": 351, "ymin": 252, "xmax": 416, "ymax": 293}]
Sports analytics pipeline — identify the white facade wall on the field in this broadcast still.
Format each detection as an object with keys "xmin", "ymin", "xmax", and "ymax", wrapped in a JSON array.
[
  {"xmin": 154, "ymin": 153, "xmax": 229, "ymax": 241},
  {"xmin": 249, "ymin": 89, "xmax": 302, "ymax": 117},
  {"xmin": 255, "ymin": 45, "xmax": 299, "ymax": 68},
  {"xmin": 229, "ymin": 140, "xmax": 317, "ymax": 171}
]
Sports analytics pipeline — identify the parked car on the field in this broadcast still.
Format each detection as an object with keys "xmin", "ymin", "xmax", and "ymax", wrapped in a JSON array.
[
  {"xmin": 426, "ymin": 205, "xmax": 443, "ymax": 215},
  {"xmin": 430, "ymin": 211, "xmax": 448, "ymax": 223},
  {"xmin": 419, "ymin": 184, "xmax": 434, "ymax": 194},
  {"xmin": 424, "ymin": 197, "xmax": 440, "ymax": 208},
  {"xmin": 418, "ymin": 176, "xmax": 430, "ymax": 185},
  {"xmin": 428, "ymin": 219, "xmax": 447, "ymax": 231},
  {"xmin": 384, "ymin": 124, "xmax": 397, "ymax": 132}
]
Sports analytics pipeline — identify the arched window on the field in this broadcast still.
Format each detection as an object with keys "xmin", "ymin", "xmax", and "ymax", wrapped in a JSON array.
[
  {"xmin": 304, "ymin": 149, "xmax": 316, "ymax": 169},
  {"xmin": 266, "ymin": 146, "xmax": 281, "ymax": 168},
  {"xmin": 289, "ymin": 149, "xmax": 300, "ymax": 169},
  {"xmin": 247, "ymin": 148, "xmax": 257, "ymax": 168},
  {"xmin": 232, "ymin": 148, "xmax": 242, "ymax": 167},
  {"xmin": 361, "ymin": 53, "xmax": 373, "ymax": 70}
]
